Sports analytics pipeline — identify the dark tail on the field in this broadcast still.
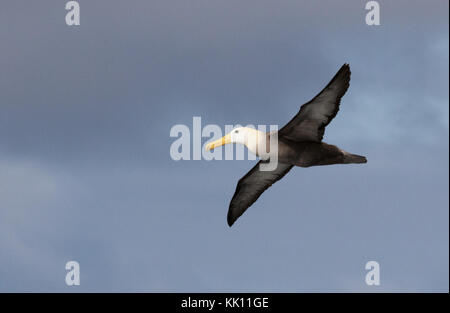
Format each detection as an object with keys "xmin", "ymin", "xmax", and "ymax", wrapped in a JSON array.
[{"xmin": 343, "ymin": 153, "xmax": 367, "ymax": 164}]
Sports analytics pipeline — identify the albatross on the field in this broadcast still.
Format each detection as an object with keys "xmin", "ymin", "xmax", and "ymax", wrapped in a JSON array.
[{"xmin": 205, "ymin": 64, "xmax": 367, "ymax": 226}]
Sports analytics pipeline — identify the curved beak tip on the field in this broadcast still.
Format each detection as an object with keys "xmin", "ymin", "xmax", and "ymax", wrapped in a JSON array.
[
  {"xmin": 205, "ymin": 144, "xmax": 213, "ymax": 151},
  {"xmin": 205, "ymin": 134, "xmax": 231, "ymax": 152}
]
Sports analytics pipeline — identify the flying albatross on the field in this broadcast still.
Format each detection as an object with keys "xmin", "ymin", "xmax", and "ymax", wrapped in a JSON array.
[{"xmin": 205, "ymin": 64, "xmax": 367, "ymax": 226}]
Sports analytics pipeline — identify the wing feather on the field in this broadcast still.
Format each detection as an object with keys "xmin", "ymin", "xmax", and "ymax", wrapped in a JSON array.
[
  {"xmin": 227, "ymin": 161, "xmax": 293, "ymax": 226},
  {"xmin": 279, "ymin": 64, "xmax": 351, "ymax": 142}
]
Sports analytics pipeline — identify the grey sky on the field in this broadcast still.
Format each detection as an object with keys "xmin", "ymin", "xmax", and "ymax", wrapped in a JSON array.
[{"xmin": 0, "ymin": 0, "xmax": 448, "ymax": 292}]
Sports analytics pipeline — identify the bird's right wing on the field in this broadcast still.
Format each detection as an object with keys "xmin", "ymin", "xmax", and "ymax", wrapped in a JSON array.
[
  {"xmin": 227, "ymin": 161, "xmax": 293, "ymax": 226},
  {"xmin": 279, "ymin": 64, "xmax": 351, "ymax": 142}
]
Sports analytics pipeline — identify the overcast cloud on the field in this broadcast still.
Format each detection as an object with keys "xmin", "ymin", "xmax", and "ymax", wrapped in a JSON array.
[{"xmin": 0, "ymin": 0, "xmax": 448, "ymax": 292}]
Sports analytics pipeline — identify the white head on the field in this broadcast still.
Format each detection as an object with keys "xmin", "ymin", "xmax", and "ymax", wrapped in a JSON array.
[
  {"xmin": 229, "ymin": 127, "xmax": 252, "ymax": 145},
  {"xmin": 205, "ymin": 127, "xmax": 262, "ymax": 154}
]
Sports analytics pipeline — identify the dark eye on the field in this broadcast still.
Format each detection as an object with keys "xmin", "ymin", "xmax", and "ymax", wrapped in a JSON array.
[{"xmin": 235, "ymin": 130, "xmax": 239, "ymax": 133}]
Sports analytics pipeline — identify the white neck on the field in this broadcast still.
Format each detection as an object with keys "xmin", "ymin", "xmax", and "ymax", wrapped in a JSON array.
[{"xmin": 240, "ymin": 128, "xmax": 266, "ymax": 157}]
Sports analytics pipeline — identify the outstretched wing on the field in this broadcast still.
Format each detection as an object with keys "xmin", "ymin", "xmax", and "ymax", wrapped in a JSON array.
[
  {"xmin": 227, "ymin": 161, "xmax": 293, "ymax": 226},
  {"xmin": 279, "ymin": 64, "xmax": 351, "ymax": 142}
]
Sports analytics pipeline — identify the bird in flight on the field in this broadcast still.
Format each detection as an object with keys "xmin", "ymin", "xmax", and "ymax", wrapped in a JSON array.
[{"xmin": 206, "ymin": 64, "xmax": 367, "ymax": 226}]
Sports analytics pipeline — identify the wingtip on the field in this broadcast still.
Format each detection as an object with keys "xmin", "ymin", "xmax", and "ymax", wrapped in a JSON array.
[{"xmin": 340, "ymin": 63, "xmax": 351, "ymax": 83}]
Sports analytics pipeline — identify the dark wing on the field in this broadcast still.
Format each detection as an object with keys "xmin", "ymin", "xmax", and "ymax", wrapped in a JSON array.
[
  {"xmin": 279, "ymin": 64, "xmax": 351, "ymax": 142},
  {"xmin": 227, "ymin": 161, "xmax": 293, "ymax": 226}
]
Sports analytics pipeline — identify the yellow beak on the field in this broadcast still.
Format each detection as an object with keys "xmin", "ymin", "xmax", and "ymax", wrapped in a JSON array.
[{"xmin": 205, "ymin": 134, "xmax": 232, "ymax": 151}]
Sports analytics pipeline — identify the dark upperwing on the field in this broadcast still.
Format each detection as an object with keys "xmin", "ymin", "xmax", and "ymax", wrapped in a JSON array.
[
  {"xmin": 227, "ymin": 161, "xmax": 293, "ymax": 226},
  {"xmin": 279, "ymin": 64, "xmax": 351, "ymax": 142}
]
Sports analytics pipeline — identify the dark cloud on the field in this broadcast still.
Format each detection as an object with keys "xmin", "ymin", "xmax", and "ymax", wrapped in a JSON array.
[{"xmin": 0, "ymin": 0, "xmax": 448, "ymax": 291}]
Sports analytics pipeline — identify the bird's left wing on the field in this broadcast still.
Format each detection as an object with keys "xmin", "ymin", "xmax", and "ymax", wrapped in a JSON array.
[
  {"xmin": 228, "ymin": 161, "xmax": 293, "ymax": 226},
  {"xmin": 279, "ymin": 64, "xmax": 351, "ymax": 142}
]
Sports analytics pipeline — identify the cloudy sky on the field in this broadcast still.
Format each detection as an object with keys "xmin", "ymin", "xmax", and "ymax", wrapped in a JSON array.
[{"xmin": 0, "ymin": 0, "xmax": 448, "ymax": 292}]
